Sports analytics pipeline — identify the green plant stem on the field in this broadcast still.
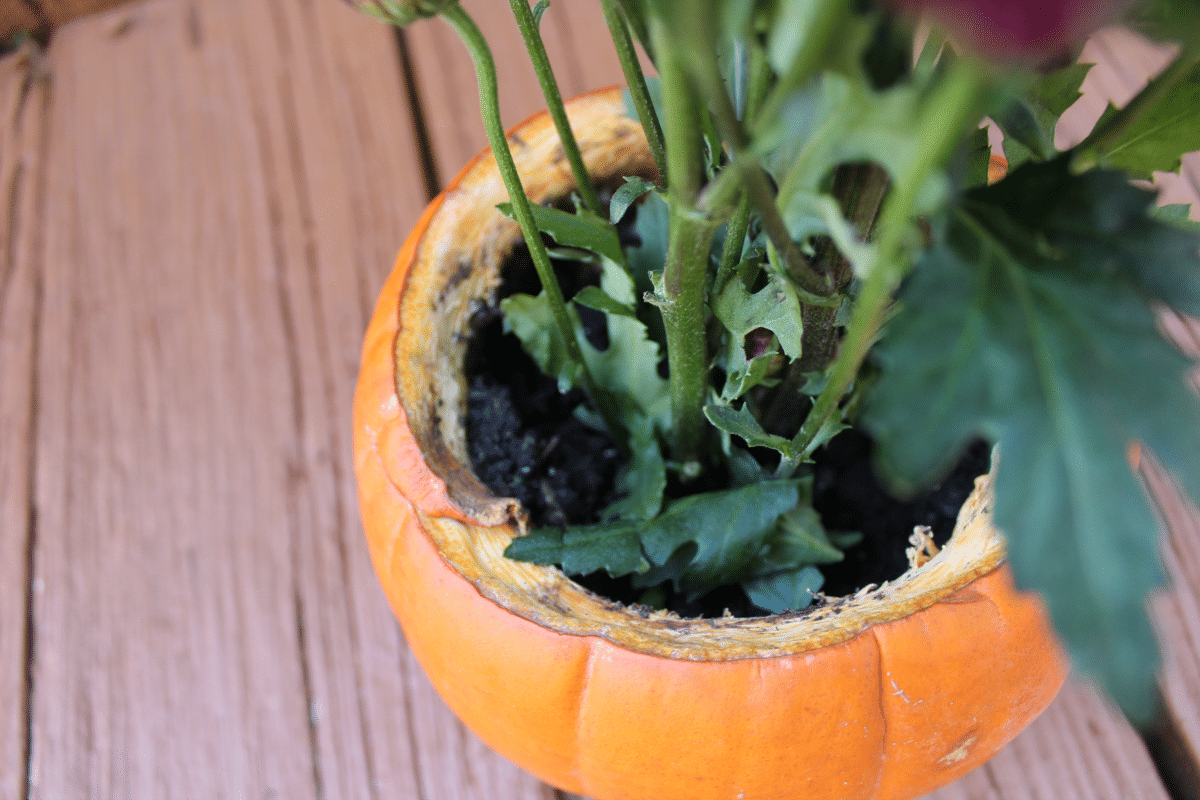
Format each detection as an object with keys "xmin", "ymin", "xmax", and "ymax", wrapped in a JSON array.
[
  {"xmin": 440, "ymin": 3, "xmax": 628, "ymax": 452},
  {"xmin": 686, "ymin": 37, "xmax": 829, "ymax": 297},
  {"xmin": 715, "ymin": 192, "xmax": 751, "ymax": 292},
  {"xmin": 508, "ymin": 0, "xmax": 603, "ymax": 216},
  {"xmin": 1076, "ymin": 46, "xmax": 1200, "ymax": 167},
  {"xmin": 651, "ymin": 16, "xmax": 715, "ymax": 471},
  {"xmin": 791, "ymin": 56, "xmax": 988, "ymax": 460},
  {"xmin": 601, "ymin": 0, "xmax": 667, "ymax": 184}
]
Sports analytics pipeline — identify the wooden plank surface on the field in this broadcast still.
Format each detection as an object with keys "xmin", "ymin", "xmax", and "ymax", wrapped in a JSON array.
[
  {"xmin": 39, "ymin": 0, "xmax": 136, "ymax": 29},
  {"xmin": 12, "ymin": 0, "xmax": 549, "ymax": 797},
  {"xmin": 0, "ymin": 40, "xmax": 46, "ymax": 800}
]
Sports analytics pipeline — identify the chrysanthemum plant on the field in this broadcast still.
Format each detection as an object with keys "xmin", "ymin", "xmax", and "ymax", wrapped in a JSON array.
[{"xmin": 351, "ymin": 0, "xmax": 1200, "ymax": 724}]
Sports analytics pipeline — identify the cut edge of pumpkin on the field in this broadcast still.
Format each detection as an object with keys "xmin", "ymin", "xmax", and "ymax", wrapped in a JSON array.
[{"xmin": 390, "ymin": 87, "xmax": 1012, "ymax": 662}]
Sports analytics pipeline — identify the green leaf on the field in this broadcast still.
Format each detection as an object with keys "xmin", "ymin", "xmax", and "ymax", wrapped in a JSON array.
[
  {"xmin": 573, "ymin": 286, "xmax": 638, "ymax": 318},
  {"xmin": 637, "ymin": 480, "xmax": 803, "ymax": 599},
  {"xmin": 745, "ymin": 566, "xmax": 823, "ymax": 613},
  {"xmin": 531, "ymin": 0, "xmax": 551, "ymax": 27},
  {"xmin": 1126, "ymin": 0, "xmax": 1200, "ymax": 47},
  {"xmin": 861, "ymin": 157, "xmax": 1200, "ymax": 722},
  {"xmin": 719, "ymin": 346, "xmax": 781, "ymax": 401},
  {"xmin": 978, "ymin": 158, "xmax": 1200, "ymax": 316},
  {"xmin": 1086, "ymin": 56, "xmax": 1200, "ymax": 179},
  {"xmin": 603, "ymin": 418, "xmax": 667, "ymax": 521},
  {"xmin": 626, "ymin": 189, "xmax": 670, "ymax": 283},
  {"xmin": 766, "ymin": 0, "xmax": 820, "ymax": 75},
  {"xmin": 587, "ymin": 258, "xmax": 672, "ymax": 429},
  {"xmin": 504, "ymin": 523, "xmax": 649, "ymax": 577},
  {"xmin": 501, "ymin": 291, "xmax": 584, "ymax": 394},
  {"xmin": 994, "ymin": 62, "xmax": 1092, "ymax": 165},
  {"xmin": 497, "ymin": 201, "xmax": 625, "ymax": 264},
  {"xmin": 762, "ymin": 502, "xmax": 847, "ymax": 566},
  {"xmin": 1150, "ymin": 202, "xmax": 1200, "ymax": 229},
  {"xmin": 610, "ymin": 176, "xmax": 657, "ymax": 224},
  {"xmin": 714, "ymin": 269, "xmax": 804, "ymax": 358},
  {"xmin": 961, "ymin": 125, "xmax": 993, "ymax": 189},
  {"xmin": 761, "ymin": 73, "xmax": 928, "ymax": 196},
  {"xmin": 704, "ymin": 402, "xmax": 793, "ymax": 456}
]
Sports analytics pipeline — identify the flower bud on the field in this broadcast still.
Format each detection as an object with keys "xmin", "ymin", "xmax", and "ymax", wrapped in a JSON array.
[{"xmin": 345, "ymin": 0, "xmax": 454, "ymax": 26}]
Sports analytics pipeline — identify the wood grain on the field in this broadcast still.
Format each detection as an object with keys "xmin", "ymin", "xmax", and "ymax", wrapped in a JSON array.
[
  {"xmin": 924, "ymin": 682, "xmax": 1170, "ymax": 800},
  {"xmin": 403, "ymin": 0, "xmax": 628, "ymax": 187},
  {"xmin": 39, "ymin": 0, "xmax": 136, "ymax": 30},
  {"xmin": 15, "ymin": 0, "xmax": 549, "ymax": 797},
  {"xmin": 0, "ymin": 40, "xmax": 46, "ymax": 800}
]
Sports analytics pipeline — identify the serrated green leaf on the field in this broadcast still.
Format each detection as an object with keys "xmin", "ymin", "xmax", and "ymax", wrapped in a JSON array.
[
  {"xmin": 745, "ymin": 566, "xmax": 823, "ymax": 613},
  {"xmin": 573, "ymin": 286, "xmax": 637, "ymax": 318},
  {"xmin": 994, "ymin": 62, "xmax": 1092, "ymax": 165},
  {"xmin": 497, "ymin": 201, "xmax": 625, "ymax": 264},
  {"xmin": 637, "ymin": 480, "xmax": 802, "ymax": 599},
  {"xmin": 764, "ymin": 503, "xmax": 846, "ymax": 566},
  {"xmin": 761, "ymin": 74, "xmax": 929, "ymax": 198},
  {"xmin": 588, "ymin": 259, "xmax": 672, "ymax": 430},
  {"xmin": 1150, "ymin": 202, "xmax": 1200, "ymax": 229},
  {"xmin": 504, "ymin": 523, "xmax": 649, "ymax": 577},
  {"xmin": 977, "ymin": 157, "xmax": 1200, "ymax": 316},
  {"xmin": 610, "ymin": 177, "xmax": 657, "ymax": 224},
  {"xmin": 626, "ymin": 188, "xmax": 670, "ymax": 281},
  {"xmin": 603, "ymin": 418, "xmax": 667, "ymax": 521},
  {"xmin": 860, "ymin": 157, "xmax": 1200, "ymax": 722},
  {"xmin": 704, "ymin": 402, "xmax": 793, "ymax": 455},
  {"xmin": 501, "ymin": 292, "xmax": 583, "ymax": 394},
  {"xmin": 714, "ymin": 270, "xmax": 804, "ymax": 358},
  {"xmin": 720, "ymin": 346, "xmax": 781, "ymax": 401},
  {"xmin": 1086, "ymin": 56, "xmax": 1200, "ymax": 179}
]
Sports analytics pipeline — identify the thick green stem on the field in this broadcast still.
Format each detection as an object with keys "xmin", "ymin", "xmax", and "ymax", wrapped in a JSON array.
[
  {"xmin": 662, "ymin": 212, "xmax": 722, "ymax": 473},
  {"xmin": 440, "ymin": 4, "xmax": 628, "ymax": 451},
  {"xmin": 790, "ymin": 56, "xmax": 988, "ymax": 462},
  {"xmin": 601, "ymin": 0, "xmax": 667, "ymax": 184},
  {"xmin": 508, "ymin": 0, "xmax": 603, "ymax": 216},
  {"xmin": 651, "ymin": 16, "xmax": 714, "ymax": 470}
]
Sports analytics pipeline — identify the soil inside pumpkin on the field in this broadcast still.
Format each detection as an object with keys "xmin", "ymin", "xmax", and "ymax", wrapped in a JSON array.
[{"xmin": 465, "ymin": 242, "xmax": 988, "ymax": 618}]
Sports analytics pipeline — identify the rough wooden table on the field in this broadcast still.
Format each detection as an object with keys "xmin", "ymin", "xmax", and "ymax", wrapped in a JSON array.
[{"xmin": 1, "ymin": 2, "xmax": 1198, "ymax": 799}]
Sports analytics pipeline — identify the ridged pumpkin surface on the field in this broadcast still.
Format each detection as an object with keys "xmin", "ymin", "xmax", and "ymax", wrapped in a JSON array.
[{"xmin": 353, "ymin": 88, "xmax": 1068, "ymax": 800}]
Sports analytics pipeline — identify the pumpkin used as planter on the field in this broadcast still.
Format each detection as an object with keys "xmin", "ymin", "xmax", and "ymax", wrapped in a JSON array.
[{"xmin": 353, "ymin": 87, "xmax": 1068, "ymax": 800}]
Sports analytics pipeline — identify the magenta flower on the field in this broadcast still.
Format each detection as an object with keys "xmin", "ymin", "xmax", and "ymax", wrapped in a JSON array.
[{"xmin": 891, "ymin": 0, "xmax": 1136, "ymax": 58}]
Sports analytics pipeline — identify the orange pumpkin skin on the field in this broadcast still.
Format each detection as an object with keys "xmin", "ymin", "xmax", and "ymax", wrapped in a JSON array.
[{"xmin": 354, "ymin": 88, "xmax": 1068, "ymax": 800}]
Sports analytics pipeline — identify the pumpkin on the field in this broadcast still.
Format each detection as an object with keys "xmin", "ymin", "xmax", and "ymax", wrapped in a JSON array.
[{"xmin": 353, "ymin": 87, "xmax": 1068, "ymax": 800}]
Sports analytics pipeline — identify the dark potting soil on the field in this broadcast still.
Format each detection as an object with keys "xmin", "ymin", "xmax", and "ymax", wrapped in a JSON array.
[
  {"xmin": 812, "ymin": 430, "xmax": 991, "ymax": 597},
  {"xmin": 464, "ymin": 244, "xmax": 989, "ymax": 618},
  {"xmin": 465, "ymin": 245, "xmax": 625, "ymax": 528}
]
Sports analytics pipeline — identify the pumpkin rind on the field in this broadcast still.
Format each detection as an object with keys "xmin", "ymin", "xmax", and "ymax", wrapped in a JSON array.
[{"xmin": 353, "ymin": 88, "xmax": 1068, "ymax": 800}]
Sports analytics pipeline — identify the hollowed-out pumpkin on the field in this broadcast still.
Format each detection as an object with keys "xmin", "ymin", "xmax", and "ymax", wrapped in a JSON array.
[{"xmin": 353, "ymin": 87, "xmax": 1068, "ymax": 800}]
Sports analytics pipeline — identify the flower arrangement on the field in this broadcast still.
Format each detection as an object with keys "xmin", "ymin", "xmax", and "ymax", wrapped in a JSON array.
[{"xmin": 350, "ymin": 0, "xmax": 1200, "ymax": 724}]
